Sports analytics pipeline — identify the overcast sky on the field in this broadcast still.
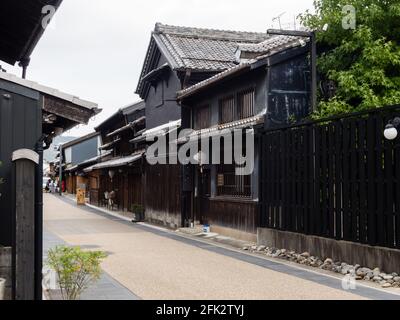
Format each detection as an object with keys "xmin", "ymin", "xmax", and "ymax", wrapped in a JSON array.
[{"xmin": 4, "ymin": 0, "xmax": 314, "ymax": 137}]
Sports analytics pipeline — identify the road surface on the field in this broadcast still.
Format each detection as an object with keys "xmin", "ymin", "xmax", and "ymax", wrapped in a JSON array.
[{"xmin": 44, "ymin": 194, "xmax": 393, "ymax": 300}]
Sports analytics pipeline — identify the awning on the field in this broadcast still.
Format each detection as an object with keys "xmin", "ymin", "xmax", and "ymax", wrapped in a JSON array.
[
  {"xmin": 84, "ymin": 152, "xmax": 144, "ymax": 173},
  {"xmin": 130, "ymin": 119, "xmax": 181, "ymax": 144},
  {"xmin": 99, "ymin": 138, "xmax": 121, "ymax": 151},
  {"xmin": 106, "ymin": 116, "xmax": 146, "ymax": 138},
  {"xmin": 176, "ymin": 114, "xmax": 264, "ymax": 144}
]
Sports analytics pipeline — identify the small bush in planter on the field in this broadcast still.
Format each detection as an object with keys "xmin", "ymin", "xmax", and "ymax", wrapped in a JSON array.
[
  {"xmin": 46, "ymin": 245, "xmax": 107, "ymax": 300},
  {"xmin": 130, "ymin": 204, "xmax": 144, "ymax": 221}
]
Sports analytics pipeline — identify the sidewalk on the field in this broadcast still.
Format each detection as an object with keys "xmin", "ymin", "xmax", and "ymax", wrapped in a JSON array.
[{"xmin": 43, "ymin": 229, "xmax": 140, "ymax": 300}]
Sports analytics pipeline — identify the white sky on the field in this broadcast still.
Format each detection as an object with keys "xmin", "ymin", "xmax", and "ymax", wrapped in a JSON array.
[{"xmin": 3, "ymin": 0, "xmax": 314, "ymax": 136}]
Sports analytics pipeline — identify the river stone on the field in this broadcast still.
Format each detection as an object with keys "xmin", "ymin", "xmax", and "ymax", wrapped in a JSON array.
[
  {"xmin": 301, "ymin": 252, "xmax": 310, "ymax": 258},
  {"xmin": 373, "ymin": 268, "xmax": 381, "ymax": 276}
]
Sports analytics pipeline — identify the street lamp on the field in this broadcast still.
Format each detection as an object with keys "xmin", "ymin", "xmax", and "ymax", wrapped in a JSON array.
[
  {"xmin": 267, "ymin": 29, "xmax": 318, "ymax": 113},
  {"xmin": 384, "ymin": 118, "xmax": 400, "ymax": 141}
]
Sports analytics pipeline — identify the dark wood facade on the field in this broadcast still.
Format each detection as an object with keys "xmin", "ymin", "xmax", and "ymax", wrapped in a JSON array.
[
  {"xmin": 178, "ymin": 44, "xmax": 312, "ymax": 238},
  {"xmin": 84, "ymin": 101, "xmax": 146, "ymax": 212},
  {"xmin": 144, "ymin": 163, "xmax": 182, "ymax": 228}
]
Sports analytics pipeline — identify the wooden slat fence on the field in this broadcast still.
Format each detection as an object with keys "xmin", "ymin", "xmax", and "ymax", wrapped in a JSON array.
[{"xmin": 260, "ymin": 105, "xmax": 400, "ymax": 249}]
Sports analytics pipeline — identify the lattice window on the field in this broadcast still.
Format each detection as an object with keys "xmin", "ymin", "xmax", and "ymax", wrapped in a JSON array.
[
  {"xmin": 216, "ymin": 143, "xmax": 251, "ymax": 198},
  {"xmin": 238, "ymin": 89, "xmax": 255, "ymax": 120},
  {"xmin": 217, "ymin": 164, "xmax": 251, "ymax": 198},
  {"xmin": 194, "ymin": 105, "xmax": 210, "ymax": 130},
  {"xmin": 219, "ymin": 96, "xmax": 235, "ymax": 124}
]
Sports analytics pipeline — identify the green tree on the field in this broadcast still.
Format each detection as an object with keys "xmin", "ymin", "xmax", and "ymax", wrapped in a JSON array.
[{"xmin": 300, "ymin": 0, "xmax": 400, "ymax": 118}]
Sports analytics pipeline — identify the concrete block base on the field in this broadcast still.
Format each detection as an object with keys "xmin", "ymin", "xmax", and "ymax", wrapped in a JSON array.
[
  {"xmin": 258, "ymin": 228, "xmax": 400, "ymax": 273},
  {"xmin": 211, "ymin": 225, "xmax": 257, "ymax": 243}
]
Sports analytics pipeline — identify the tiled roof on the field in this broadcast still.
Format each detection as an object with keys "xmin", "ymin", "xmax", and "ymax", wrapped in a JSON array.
[
  {"xmin": 136, "ymin": 23, "xmax": 269, "ymax": 96},
  {"xmin": 177, "ymin": 61, "xmax": 254, "ymax": 99},
  {"xmin": 106, "ymin": 116, "xmax": 146, "ymax": 138},
  {"xmin": 178, "ymin": 35, "xmax": 307, "ymax": 99},
  {"xmin": 176, "ymin": 113, "xmax": 265, "ymax": 144},
  {"xmin": 83, "ymin": 152, "xmax": 144, "ymax": 172},
  {"xmin": 237, "ymin": 35, "xmax": 301, "ymax": 53},
  {"xmin": 155, "ymin": 23, "xmax": 268, "ymax": 71}
]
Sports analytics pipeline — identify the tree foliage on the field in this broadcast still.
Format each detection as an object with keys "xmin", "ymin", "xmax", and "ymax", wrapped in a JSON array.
[{"xmin": 300, "ymin": 0, "xmax": 400, "ymax": 118}]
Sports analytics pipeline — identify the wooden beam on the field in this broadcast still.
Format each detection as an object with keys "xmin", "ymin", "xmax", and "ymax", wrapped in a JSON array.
[{"xmin": 43, "ymin": 95, "xmax": 94, "ymax": 124}]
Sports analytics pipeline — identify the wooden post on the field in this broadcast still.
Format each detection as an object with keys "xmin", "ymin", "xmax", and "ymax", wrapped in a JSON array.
[{"xmin": 12, "ymin": 149, "xmax": 39, "ymax": 300}]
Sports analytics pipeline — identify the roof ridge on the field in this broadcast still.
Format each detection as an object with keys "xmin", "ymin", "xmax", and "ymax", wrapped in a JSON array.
[{"xmin": 154, "ymin": 22, "xmax": 268, "ymax": 42}]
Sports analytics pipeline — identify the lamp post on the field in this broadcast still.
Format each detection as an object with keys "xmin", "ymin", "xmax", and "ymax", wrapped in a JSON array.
[
  {"xmin": 267, "ymin": 29, "xmax": 317, "ymax": 113},
  {"xmin": 384, "ymin": 117, "xmax": 400, "ymax": 141}
]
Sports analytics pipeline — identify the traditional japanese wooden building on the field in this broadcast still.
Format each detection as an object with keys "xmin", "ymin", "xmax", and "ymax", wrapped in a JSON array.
[
  {"xmin": 0, "ymin": 0, "xmax": 101, "ymax": 300},
  {"xmin": 0, "ymin": 71, "xmax": 99, "ymax": 299},
  {"xmin": 61, "ymin": 132, "xmax": 101, "ymax": 195},
  {"xmin": 135, "ymin": 23, "xmax": 269, "ymax": 228},
  {"xmin": 177, "ymin": 35, "xmax": 312, "ymax": 241},
  {"xmin": 84, "ymin": 101, "xmax": 146, "ymax": 213}
]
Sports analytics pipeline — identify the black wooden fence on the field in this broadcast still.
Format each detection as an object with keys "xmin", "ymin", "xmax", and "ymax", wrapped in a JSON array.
[{"xmin": 260, "ymin": 104, "xmax": 400, "ymax": 249}]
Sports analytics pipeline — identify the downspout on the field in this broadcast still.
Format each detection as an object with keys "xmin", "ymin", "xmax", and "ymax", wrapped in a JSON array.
[
  {"xmin": 19, "ymin": 58, "xmax": 30, "ymax": 79},
  {"xmin": 34, "ymin": 133, "xmax": 52, "ymax": 301}
]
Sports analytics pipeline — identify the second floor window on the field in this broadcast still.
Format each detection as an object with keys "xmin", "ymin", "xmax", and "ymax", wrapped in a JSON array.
[
  {"xmin": 238, "ymin": 89, "xmax": 255, "ymax": 120},
  {"xmin": 219, "ymin": 95, "xmax": 235, "ymax": 124},
  {"xmin": 194, "ymin": 105, "xmax": 210, "ymax": 130}
]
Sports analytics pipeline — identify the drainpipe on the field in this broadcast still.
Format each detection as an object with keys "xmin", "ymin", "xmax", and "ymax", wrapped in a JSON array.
[
  {"xmin": 19, "ymin": 58, "xmax": 31, "ymax": 79},
  {"xmin": 34, "ymin": 135, "xmax": 45, "ymax": 300}
]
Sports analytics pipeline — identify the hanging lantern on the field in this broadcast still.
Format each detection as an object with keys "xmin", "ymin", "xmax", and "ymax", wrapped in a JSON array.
[{"xmin": 108, "ymin": 169, "xmax": 115, "ymax": 181}]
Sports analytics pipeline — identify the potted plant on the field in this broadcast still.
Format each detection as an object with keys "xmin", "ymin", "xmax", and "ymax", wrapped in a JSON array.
[
  {"xmin": 46, "ymin": 245, "xmax": 107, "ymax": 300},
  {"xmin": 131, "ymin": 204, "xmax": 144, "ymax": 222}
]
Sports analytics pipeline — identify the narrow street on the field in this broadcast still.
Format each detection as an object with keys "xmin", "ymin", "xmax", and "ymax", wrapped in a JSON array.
[{"xmin": 43, "ymin": 194, "xmax": 396, "ymax": 300}]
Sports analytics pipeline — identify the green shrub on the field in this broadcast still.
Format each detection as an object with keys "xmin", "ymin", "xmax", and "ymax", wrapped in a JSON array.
[
  {"xmin": 130, "ymin": 204, "xmax": 144, "ymax": 215},
  {"xmin": 46, "ymin": 245, "xmax": 107, "ymax": 300}
]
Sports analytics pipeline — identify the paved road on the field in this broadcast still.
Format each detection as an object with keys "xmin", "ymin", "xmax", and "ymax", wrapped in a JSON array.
[{"xmin": 43, "ymin": 194, "xmax": 395, "ymax": 300}]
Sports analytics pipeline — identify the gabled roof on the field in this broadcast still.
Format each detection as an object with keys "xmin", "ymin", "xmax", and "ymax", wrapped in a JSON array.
[{"xmin": 136, "ymin": 23, "xmax": 269, "ymax": 98}]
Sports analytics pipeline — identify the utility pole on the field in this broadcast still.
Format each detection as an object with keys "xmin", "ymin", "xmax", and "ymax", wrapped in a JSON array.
[{"xmin": 267, "ymin": 29, "xmax": 318, "ymax": 113}]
